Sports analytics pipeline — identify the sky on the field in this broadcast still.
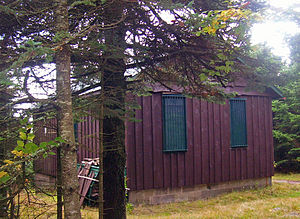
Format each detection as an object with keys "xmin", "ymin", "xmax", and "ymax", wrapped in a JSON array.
[{"xmin": 251, "ymin": 0, "xmax": 300, "ymax": 61}]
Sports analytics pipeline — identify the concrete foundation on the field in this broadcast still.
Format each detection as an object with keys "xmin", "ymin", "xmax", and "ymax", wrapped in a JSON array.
[
  {"xmin": 34, "ymin": 173, "xmax": 56, "ymax": 189},
  {"xmin": 129, "ymin": 177, "xmax": 272, "ymax": 205}
]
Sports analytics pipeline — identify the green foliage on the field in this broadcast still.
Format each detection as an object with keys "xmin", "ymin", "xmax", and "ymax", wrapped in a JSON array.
[
  {"xmin": 126, "ymin": 203, "xmax": 134, "ymax": 214},
  {"xmin": 70, "ymin": 0, "xmax": 98, "ymax": 8},
  {"xmin": 52, "ymin": 31, "xmax": 71, "ymax": 43},
  {"xmin": 272, "ymin": 73, "xmax": 300, "ymax": 172},
  {"xmin": 246, "ymin": 45, "xmax": 283, "ymax": 91},
  {"xmin": 272, "ymin": 33, "xmax": 300, "ymax": 173},
  {"xmin": 0, "ymin": 118, "xmax": 64, "ymax": 185},
  {"xmin": 0, "ymin": 0, "xmax": 276, "ymax": 217}
]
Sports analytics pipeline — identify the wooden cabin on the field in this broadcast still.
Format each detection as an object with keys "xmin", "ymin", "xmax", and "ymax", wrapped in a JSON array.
[{"xmin": 34, "ymin": 84, "xmax": 283, "ymax": 204}]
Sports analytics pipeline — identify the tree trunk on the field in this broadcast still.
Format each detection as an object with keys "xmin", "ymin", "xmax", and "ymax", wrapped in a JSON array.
[
  {"xmin": 0, "ymin": 144, "xmax": 8, "ymax": 218},
  {"xmin": 0, "ymin": 92, "xmax": 13, "ymax": 218},
  {"xmin": 54, "ymin": 0, "xmax": 81, "ymax": 218},
  {"xmin": 99, "ymin": 72, "xmax": 104, "ymax": 219},
  {"xmin": 56, "ymin": 139, "xmax": 63, "ymax": 219},
  {"xmin": 103, "ymin": 64, "xmax": 126, "ymax": 219},
  {"xmin": 102, "ymin": 2, "xmax": 127, "ymax": 219}
]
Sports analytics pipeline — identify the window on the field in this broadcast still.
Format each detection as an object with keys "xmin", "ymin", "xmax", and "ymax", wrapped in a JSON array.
[
  {"xmin": 162, "ymin": 94, "xmax": 187, "ymax": 152},
  {"xmin": 74, "ymin": 123, "xmax": 78, "ymax": 142},
  {"xmin": 230, "ymin": 98, "xmax": 247, "ymax": 148}
]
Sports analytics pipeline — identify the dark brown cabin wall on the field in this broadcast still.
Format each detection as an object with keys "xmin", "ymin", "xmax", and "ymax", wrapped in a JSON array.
[
  {"xmin": 142, "ymin": 96, "xmax": 154, "ymax": 189},
  {"xmin": 258, "ymin": 97, "xmax": 265, "ymax": 177},
  {"xmin": 246, "ymin": 96, "xmax": 254, "ymax": 179},
  {"xmin": 200, "ymin": 100, "xmax": 209, "ymax": 184},
  {"xmin": 265, "ymin": 97, "xmax": 271, "ymax": 177},
  {"xmin": 185, "ymin": 98, "xmax": 194, "ymax": 186},
  {"xmin": 208, "ymin": 102, "xmax": 214, "ymax": 183},
  {"xmin": 214, "ymin": 104, "xmax": 222, "ymax": 183},
  {"xmin": 34, "ymin": 93, "xmax": 274, "ymax": 187},
  {"xmin": 34, "ymin": 116, "xmax": 99, "ymax": 177},
  {"xmin": 77, "ymin": 116, "xmax": 99, "ymax": 162},
  {"xmin": 126, "ymin": 94, "xmax": 274, "ymax": 191},
  {"xmin": 34, "ymin": 118, "xmax": 58, "ymax": 177},
  {"xmin": 152, "ymin": 94, "xmax": 164, "ymax": 189},
  {"xmin": 269, "ymin": 97, "xmax": 275, "ymax": 175},
  {"xmin": 193, "ymin": 99, "xmax": 201, "ymax": 185},
  {"xmin": 222, "ymin": 100, "xmax": 230, "ymax": 182},
  {"xmin": 135, "ymin": 96, "xmax": 144, "ymax": 190},
  {"xmin": 252, "ymin": 97, "xmax": 260, "ymax": 178},
  {"xmin": 125, "ymin": 118, "xmax": 136, "ymax": 190}
]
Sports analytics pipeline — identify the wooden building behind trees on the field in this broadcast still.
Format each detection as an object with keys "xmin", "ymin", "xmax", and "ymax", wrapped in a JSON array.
[{"xmin": 35, "ymin": 83, "xmax": 283, "ymax": 204}]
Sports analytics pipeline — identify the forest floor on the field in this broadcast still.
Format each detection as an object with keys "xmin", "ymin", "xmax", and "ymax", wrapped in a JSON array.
[{"xmin": 18, "ymin": 173, "xmax": 300, "ymax": 218}]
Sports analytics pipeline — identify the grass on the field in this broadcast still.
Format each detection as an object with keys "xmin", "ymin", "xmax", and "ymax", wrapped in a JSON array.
[
  {"xmin": 18, "ymin": 180, "xmax": 300, "ymax": 218},
  {"xmin": 126, "ymin": 182, "xmax": 300, "ymax": 219},
  {"xmin": 273, "ymin": 173, "xmax": 300, "ymax": 182}
]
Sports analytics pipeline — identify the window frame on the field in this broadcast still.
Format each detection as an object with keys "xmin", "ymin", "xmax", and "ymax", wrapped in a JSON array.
[
  {"xmin": 162, "ymin": 94, "xmax": 187, "ymax": 152},
  {"xmin": 230, "ymin": 98, "xmax": 248, "ymax": 148}
]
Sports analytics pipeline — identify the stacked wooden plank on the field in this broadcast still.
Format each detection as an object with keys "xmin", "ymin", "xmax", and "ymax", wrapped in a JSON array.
[{"xmin": 78, "ymin": 158, "xmax": 99, "ymax": 206}]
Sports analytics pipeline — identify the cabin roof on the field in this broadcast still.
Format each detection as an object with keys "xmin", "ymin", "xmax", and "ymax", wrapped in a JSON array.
[
  {"xmin": 148, "ymin": 83, "xmax": 283, "ymax": 99},
  {"xmin": 266, "ymin": 85, "xmax": 284, "ymax": 99}
]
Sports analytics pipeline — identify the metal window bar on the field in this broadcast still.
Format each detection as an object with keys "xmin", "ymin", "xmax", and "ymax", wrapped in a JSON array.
[
  {"xmin": 230, "ymin": 98, "xmax": 248, "ymax": 147},
  {"xmin": 162, "ymin": 94, "xmax": 187, "ymax": 152}
]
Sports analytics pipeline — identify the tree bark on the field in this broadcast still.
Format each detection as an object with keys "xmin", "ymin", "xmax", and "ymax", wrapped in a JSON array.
[
  {"xmin": 54, "ymin": 0, "xmax": 81, "ymax": 218},
  {"xmin": 0, "ymin": 91, "xmax": 13, "ymax": 218},
  {"xmin": 56, "ymin": 129, "xmax": 63, "ymax": 219},
  {"xmin": 101, "ymin": 2, "xmax": 127, "ymax": 218},
  {"xmin": 103, "ymin": 66, "xmax": 126, "ymax": 219},
  {"xmin": 101, "ymin": 2, "xmax": 127, "ymax": 219},
  {"xmin": 99, "ymin": 72, "xmax": 104, "ymax": 219}
]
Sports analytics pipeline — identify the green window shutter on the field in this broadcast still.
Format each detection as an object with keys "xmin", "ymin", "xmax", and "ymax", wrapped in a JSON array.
[
  {"xmin": 74, "ymin": 123, "xmax": 78, "ymax": 142},
  {"xmin": 162, "ymin": 94, "xmax": 187, "ymax": 152},
  {"xmin": 230, "ymin": 98, "xmax": 247, "ymax": 148}
]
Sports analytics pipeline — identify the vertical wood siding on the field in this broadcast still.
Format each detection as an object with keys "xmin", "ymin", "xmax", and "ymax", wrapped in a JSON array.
[
  {"xmin": 126, "ymin": 93, "xmax": 274, "ymax": 191},
  {"xmin": 34, "ymin": 118, "xmax": 58, "ymax": 177},
  {"xmin": 34, "ymin": 116, "xmax": 100, "ymax": 177},
  {"xmin": 35, "ymin": 93, "xmax": 274, "ymax": 188}
]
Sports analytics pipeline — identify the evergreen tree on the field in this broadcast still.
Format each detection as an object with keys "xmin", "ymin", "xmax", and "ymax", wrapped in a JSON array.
[
  {"xmin": 0, "ymin": 0, "xmax": 270, "ymax": 218},
  {"xmin": 273, "ymin": 33, "xmax": 300, "ymax": 173}
]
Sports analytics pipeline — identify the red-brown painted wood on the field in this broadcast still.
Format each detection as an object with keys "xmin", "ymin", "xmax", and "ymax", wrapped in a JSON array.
[
  {"xmin": 35, "ymin": 93, "xmax": 276, "ymax": 191},
  {"xmin": 219, "ymin": 103, "xmax": 225, "ymax": 181},
  {"xmin": 78, "ymin": 122, "xmax": 82, "ymax": 162},
  {"xmin": 152, "ymin": 94, "xmax": 164, "ymax": 188},
  {"xmin": 241, "ymin": 148, "xmax": 247, "ymax": 180},
  {"xmin": 208, "ymin": 102, "xmax": 214, "ymax": 183},
  {"xmin": 143, "ymin": 96, "xmax": 154, "ymax": 189},
  {"xmin": 269, "ymin": 97, "xmax": 275, "ymax": 175},
  {"xmin": 265, "ymin": 97, "xmax": 270, "ymax": 177},
  {"xmin": 236, "ymin": 148, "xmax": 241, "ymax": 180},
  {"xmin": 193, "ymin": 99, "xmax": 201, "ymax": 185},
  {"xmin": 177, "ymin": 153, "xmax": 185, "ymax": 187},
  {"xmin": 201, "ymin": 101, "xmax": 209, "ymax": 184},
  {"xmin": 185, "ymin": 98, "xmax": 194, "ymax": 186},
  {"xmin": 126, "ymin": 120, "xmax": 136, "ymax": 190},
  {"xmin": 258, "ymin": 97, "xmax": 265, "ymax": 177},
  {"xmin": 223, "ymin": 100, "xmax": 230, "ymax": 182},
  {"xmin": 214, "ymin": 104, "xmax": 222, "ymax": 183},
  {"xmin": 135, "ymin": 97, "xmax": 144, "ymax": 190},
  {"xmin": 163, "ymin": 153, "xmax": 171, "ymax": 188},
  {"xmin": 246, "ymin": 97, "xmax": 254, "ymax": 179},
  {"xmin": 262, "ymin": 97, "xmax": 268, "ymax": 177},
  {"xmin": 252, "ymin": 97, "xmax": 260, "ymax": 178},
  {"xmin": 171, "ymin": 153, "xmax": 178, "ymax": 188},
  {"xmin": 85, "ymin": 117, "xmax": 89, "ymax": 159}
]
